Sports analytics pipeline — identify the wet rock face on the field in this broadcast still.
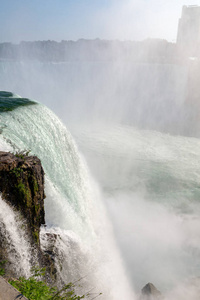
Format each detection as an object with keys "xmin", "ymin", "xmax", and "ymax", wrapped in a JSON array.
[
  {"xmin": 0, "ymin": 151, "xmax": 45, "ymax": 244},
  {"xmin": 40, "ymin": 232, "xmax": 59, "ymax": 282}
]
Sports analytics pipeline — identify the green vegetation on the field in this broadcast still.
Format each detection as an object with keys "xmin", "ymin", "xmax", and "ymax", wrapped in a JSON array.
[
  {"xmin": 14, "ymin": 149, "xmax": 31, "ymax": 159},
  {"xmin": 11, "ymin": 167, "xmax": 23, "ymax": 178},
  {"xmin": 32, "ymin": 231, "xmax": 39, "ymax": 244},
  {"xmin": 0, "ymin": 261, "xmax": 6, "ymax": 276},
  {"xmin": 15, "ymin": 180, "xmax": 32, "ymax": 207},
  {"xmin": 32, "ymin": 177, "xmax": 39, "ymax": 194},
  {"xmin": 8, "ymin": 267, "xmax": 102, "ymax": 300}
]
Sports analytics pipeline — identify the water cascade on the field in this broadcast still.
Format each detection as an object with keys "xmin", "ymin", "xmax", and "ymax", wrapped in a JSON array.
[
  {"xmin": 72, "ymin": 124, "xmax": 200, "ymax": 295},
  {"xmin": 0, "ymin": 92, "xmax": 135, "ymax": 299},
  {"xmin": 0, "ymin": 195, "xmax": 32, "ymax": 278},
  {"xmin": 1, "ymin": 58, "xmax": 200, "ymax": 299}
]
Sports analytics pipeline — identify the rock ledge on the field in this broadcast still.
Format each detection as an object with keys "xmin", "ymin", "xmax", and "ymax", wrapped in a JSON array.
[{"xmin": 0, "ymin": 151, "xmax": 45, "ymax": 244}]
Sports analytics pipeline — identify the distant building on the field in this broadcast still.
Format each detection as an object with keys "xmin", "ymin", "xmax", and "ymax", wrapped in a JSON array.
[{"xmin": 177, "ymin": 5, "xmax": 200, "ymax": 56}]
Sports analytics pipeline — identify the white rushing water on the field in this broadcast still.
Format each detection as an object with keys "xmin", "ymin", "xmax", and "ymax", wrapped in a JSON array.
[
  {"xmin": 0, "ymin": 195, "xmax": 32, "ymax": 278},
  {"xmin": 71, "ymin": 123, "xmax": 200, "ymax": 296},
  {"xmin": 0, "ymin": 98, "xmax": 135, "ymax": 299},
  {"xmin": 1, "ymin": 59, "xmax": 200, "ymax": 299}
]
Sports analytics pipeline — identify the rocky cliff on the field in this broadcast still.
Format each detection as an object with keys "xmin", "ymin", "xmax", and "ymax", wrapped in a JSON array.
[
  {"xmin": 0, "ymin": 151, "xmax": 57, "ymax": 281},
  {"xmin": 0, "ymin": 151, "xmax": 45, "ymax": 245}
]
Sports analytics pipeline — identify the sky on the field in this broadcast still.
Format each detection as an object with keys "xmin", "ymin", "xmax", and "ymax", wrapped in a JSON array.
[{"xmin": 0, "ymin": 0, "xmax": 200, "ymax": 43}]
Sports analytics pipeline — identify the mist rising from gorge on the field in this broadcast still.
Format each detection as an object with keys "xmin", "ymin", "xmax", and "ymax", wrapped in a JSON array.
[{"xmin": 1, "ymin": 4, "xmax": 200, "ymax": 299}]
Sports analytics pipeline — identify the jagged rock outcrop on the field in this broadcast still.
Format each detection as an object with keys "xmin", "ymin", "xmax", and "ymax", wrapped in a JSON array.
[
  {"xmin": 140, "ymin": 283, "xmax": 162, "ymax": 300},
  {"xmin": 0, "ymin": 151, "xmax": 58, "ymax": 282},
  {"xmin": 0, "ymin": 151, "xmax": 45, "ymax": 244}
]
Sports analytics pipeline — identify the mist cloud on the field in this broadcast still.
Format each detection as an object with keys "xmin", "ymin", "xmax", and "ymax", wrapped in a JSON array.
[
  {"xmin": 1, "ymin": 0, "xmax": 199, "ymax": 42},
  {"xmin": 94, "ymin": 0, "xmax": 199, "ymax": 41}
]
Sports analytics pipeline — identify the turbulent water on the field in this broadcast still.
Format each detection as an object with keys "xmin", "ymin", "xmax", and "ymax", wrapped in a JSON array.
[
  {"xmin": 1, "ymin": 60, "xmax": 200, "ymax": 299},
  {"xmin": 0, "ymin": 195, "xmax": 32, "ymax": 278},
  {"xmin": 0, "ymin": 91, "xmax": 134, "ymax": 299},
  {"xmin": 72, "ymin": 124, "xmax": 200, "ymax": 292}
]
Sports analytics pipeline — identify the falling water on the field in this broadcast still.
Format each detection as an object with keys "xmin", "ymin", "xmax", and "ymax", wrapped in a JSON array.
[
  {"xmin": 0, "ymin": 93, "xmax": 135, "ymax": 299},
  {"xmin": 0, "ymin": 195, "xmax": 32, "ymax": 278},
  {"xmin": 0, "ymin": 56, "xmax": 200, "ymax": 299}
]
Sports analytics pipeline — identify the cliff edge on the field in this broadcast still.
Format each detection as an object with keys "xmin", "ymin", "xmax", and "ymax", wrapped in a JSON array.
[{"xmin": 0, "ymin": 151, "xmax": 45, "ymax": 244}]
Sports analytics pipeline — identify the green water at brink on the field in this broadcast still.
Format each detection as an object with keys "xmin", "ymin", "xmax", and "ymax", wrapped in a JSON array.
[{"xmin": 0, "ymin": 91, "xmax": 36, "ymax": 112}]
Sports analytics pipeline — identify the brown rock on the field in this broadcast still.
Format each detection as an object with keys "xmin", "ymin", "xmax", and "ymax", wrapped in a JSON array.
[
  {"xmin": 140, "ymin": 283, "xmax": 162, "ymax": 299},
  {"xmin": 0, "ymin": 151, "xmax": 58, "ymax": 281},
  {"xmin": 0, "ymin": 151, "xmax": 45, "ymax": 244}
]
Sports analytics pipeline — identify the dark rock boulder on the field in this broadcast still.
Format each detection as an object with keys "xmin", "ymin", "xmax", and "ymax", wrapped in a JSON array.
[
  {"xmin": 140, "ymin": 283, "xmax": 162, "ymax": 299},
  {"xmin": 0, "ymin": 151, "xmax": 45, "ymax": 244}
]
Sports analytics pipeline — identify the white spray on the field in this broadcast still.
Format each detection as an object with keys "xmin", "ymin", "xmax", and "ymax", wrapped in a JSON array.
[
  {"xmin": 0, "ymin": 101, "xmax": 136, "ymax": 299},
  {"xmin": 0, "ymin": 195, "xmax": 32, "ymax": 278}
]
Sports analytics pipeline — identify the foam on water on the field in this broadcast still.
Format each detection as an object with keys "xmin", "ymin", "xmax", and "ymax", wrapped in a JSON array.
[
  {"xmin": 71, "ymin": 123, "xmax": 200, "ymax": 293},
  {"xmin": 2, "ymin": 91, "xmax": 200, "ymax": 298},
  {"xmin": 0, "ymin": 195, "xmax": 32, "ymax": 277},
  {"xmin": 0, "ymin": 99, "xmax": 135, "ymax": 299}
]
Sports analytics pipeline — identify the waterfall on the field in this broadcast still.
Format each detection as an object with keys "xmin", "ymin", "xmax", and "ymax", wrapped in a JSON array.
[
  {"xmin": 72, "ymin": 123, "xmax": 200, "ymax": 294},
  {"xmin": 0, "ymin": 195, "xmax": 32, "ymax": 278},
  {"xmin": 0, "ymin": 93, "xmax": 135, "ymax": 299},
  {"xmin": 1, "ymin": 57, "xmax": 200, "ymax": 299}
]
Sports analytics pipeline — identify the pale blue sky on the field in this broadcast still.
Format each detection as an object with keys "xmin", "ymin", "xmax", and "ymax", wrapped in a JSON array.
[{"xmin": 0, "ymin": 0, "xmax": 200, "ymax": 43}]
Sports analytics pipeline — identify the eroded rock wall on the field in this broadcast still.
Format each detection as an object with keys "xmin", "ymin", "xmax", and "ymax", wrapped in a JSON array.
[{"xmin": 0, "ymin": 151, "xmax": 45, "ymax": 244}]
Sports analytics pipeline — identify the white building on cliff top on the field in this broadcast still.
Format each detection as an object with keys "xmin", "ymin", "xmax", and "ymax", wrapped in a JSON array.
[{"xmin": 177, "ymin": 5, "xmax": 200, "ymax": 56}]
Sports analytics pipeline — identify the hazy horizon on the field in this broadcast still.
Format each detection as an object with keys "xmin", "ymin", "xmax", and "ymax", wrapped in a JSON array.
[
  {"xmin": 1, "ymin": 1, "xmax": 200, "ymax": 299},
  {"xmin": 1, "ymin": 0, "xmax": 199, "ymax": 44}
]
